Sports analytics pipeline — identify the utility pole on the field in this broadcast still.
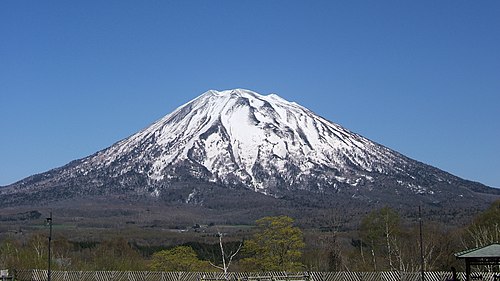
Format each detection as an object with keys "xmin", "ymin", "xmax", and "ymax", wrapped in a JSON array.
[
  {"xmin": 46, "ymin": 212, "xmax": 52, "ymax": 281},
  {"xmin": 419, "ymin": 206, "xmax": 424, "ymax": 281}
]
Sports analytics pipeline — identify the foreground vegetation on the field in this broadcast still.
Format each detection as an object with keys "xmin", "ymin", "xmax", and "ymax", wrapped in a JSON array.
[{"xmin": 0, "ymin": 200, "xmax": 498, "ymax": 273}]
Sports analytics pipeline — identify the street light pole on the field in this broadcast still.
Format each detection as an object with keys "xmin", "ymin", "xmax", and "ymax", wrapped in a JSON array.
[
  {"xmin": 46, "ymin": 212, "xmax": 52, "ymax": 281},
  {"xmin": 419, "ymin": 206, "xmax": 424, "ymax": 281}
]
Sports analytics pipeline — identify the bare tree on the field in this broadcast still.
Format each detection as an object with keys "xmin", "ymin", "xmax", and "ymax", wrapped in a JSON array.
[
  {"xmin": 209, "ymin": 231, "xmax": 242, "ymax": 280},
  {"xmin": 467, "ymin": 223, "xmax": 499, "ymax": 248}
]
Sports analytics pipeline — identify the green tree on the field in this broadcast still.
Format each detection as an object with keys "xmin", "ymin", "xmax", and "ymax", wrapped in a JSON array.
[
  {"xmin": 359, "ymin": 206, "xmax": 401, "ymax": 271},
  {"xmin": 150, "ymin": 246, "xmax": 212, "ymax": 272},
  {"xmin": 240, "ymin": 216, "xmax": 305, "ymax": 271}
]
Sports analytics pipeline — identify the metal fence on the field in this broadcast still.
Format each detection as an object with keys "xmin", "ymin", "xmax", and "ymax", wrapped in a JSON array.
[{"xmin": 12, "ymin": 270, "xmax": 500, "ymax": 281}]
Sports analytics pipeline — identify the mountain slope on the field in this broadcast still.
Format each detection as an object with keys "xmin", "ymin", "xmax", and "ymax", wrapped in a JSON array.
[{"xmin": 1, "ymin": 89, "xmax": 498, "ymax": 217}]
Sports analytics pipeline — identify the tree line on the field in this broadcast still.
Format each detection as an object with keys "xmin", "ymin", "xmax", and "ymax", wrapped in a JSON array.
[{"xmin": 0, "ymin": 200, "xmax": 498, "ymax": 273}]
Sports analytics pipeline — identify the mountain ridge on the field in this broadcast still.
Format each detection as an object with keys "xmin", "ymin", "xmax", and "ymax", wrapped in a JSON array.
[{"xmin": 1, "ymin": 89, "xmax": 498, "ymax": 222}]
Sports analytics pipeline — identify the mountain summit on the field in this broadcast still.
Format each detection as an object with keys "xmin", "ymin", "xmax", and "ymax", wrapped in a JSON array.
[
  {"xmin": 88, "ymin": 88, "xmax": 416, "ymax": 196},
  {"xmin": 1, "ymin": 89, "xmax": 498, "ymax": 216}
]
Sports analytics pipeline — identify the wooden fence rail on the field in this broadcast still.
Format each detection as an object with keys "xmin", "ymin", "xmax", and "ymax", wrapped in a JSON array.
[{"xmin": 11, "ymin": 270, "xmax": 500, "ymax": 281}]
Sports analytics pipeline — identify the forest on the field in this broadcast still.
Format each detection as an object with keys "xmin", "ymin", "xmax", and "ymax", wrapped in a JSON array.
[{"xmin": 0, "ymin": 200, "xmax": 498, "ymax": 273}]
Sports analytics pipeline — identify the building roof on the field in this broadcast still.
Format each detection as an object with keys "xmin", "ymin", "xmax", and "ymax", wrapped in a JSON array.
[{"xmin": 455, "ymin": 243, "xmax": 500, "ymax": 259}]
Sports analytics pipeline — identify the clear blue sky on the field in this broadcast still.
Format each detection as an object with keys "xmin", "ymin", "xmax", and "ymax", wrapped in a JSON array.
[{"xmin": 1, "ymin": 1, "xmax": 499, "ymax": 188}]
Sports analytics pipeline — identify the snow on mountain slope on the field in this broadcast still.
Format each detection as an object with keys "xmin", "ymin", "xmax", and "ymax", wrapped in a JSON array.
[
  {"xmin": 66, "ymin": 89, "xmax": 424, "ymax": 196},
  {"xmin": 4, "ymin": 88, "xmax": 496, "ymax": 206}
]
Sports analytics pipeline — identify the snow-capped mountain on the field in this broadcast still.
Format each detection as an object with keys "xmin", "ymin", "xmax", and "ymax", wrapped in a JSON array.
[
  {"xmin": 1, "ymin": 89, "xmax": 498, "ymax": 209},
  {"xmin": 86, "ymin": 89, "xmax": 413, "ymax": 196}
]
